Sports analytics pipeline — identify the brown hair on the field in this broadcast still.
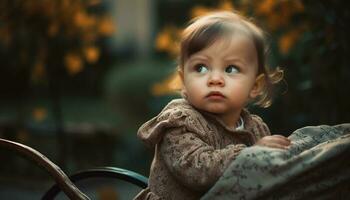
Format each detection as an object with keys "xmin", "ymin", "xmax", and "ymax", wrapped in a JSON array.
[{"xmin": 178, "ymin": 11, "xmax": 283, "ymax": 108}]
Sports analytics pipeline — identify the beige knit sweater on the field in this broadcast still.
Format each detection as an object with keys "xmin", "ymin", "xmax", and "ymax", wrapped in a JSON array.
[{"xmin": 134, "ymin": 99, "xmax": 271, "ymax": 200}]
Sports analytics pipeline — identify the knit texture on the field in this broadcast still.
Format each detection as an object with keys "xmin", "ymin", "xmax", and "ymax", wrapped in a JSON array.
[{"xmin": 134, "ymin": 98, "xmax": 271, "ymax": 200}]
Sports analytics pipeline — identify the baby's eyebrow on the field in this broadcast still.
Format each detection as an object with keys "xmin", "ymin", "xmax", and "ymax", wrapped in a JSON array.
[
  {"xmin": 224, "ymin": 56, "xmax": 243, "ymax": 62},
  {"xmin": 188, "ymin": 55, "xmax": 211, "ymax": 64},
  {"xmin": 223, "ymin": 57, "xmax": 246, "ymax": 65},
  {"xmin": 191, "ymin": 54, "xmax": 211, "ymax": 60}
]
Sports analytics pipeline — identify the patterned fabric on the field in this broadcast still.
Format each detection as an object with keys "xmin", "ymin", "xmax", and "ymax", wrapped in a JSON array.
[
  {"xmin": 134, "ymin": 98, "xmax": 271, "ymax": 200},
  {"xmin": 201, "ymin": 124, "xmax": 350, "ymax": 200}
]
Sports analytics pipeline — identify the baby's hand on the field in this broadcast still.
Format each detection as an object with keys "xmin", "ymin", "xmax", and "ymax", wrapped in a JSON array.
[{"xmin": 254, "ymin": 135, "xmax": 291, "ymax": 150}]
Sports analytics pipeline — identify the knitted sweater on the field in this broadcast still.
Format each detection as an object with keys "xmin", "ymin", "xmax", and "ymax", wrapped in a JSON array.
[{"xmin": 134, "ymin": 99, "xmax": 271, "ymax": 200}]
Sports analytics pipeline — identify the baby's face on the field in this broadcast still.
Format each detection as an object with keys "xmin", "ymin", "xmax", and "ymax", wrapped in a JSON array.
[{"xmin": 181, "ymin": 34, "xmax": 260, "ymax": 120}]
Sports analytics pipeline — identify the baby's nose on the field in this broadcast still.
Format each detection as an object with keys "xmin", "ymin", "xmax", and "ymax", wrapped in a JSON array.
[{"xmin": 208, "ymin": 72, "xmax": 224, "ymax": 86}]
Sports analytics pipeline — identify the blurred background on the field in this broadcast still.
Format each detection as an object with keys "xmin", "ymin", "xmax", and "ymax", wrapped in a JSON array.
[{"xmin": 0, "ymin": 0, "xmax": 349, "ymax": 199}]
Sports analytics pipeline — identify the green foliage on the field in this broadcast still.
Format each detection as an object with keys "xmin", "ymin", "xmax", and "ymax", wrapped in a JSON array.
[{"xmin": 104, "ymin": 59, "xmax": 179, "ymax": 131}]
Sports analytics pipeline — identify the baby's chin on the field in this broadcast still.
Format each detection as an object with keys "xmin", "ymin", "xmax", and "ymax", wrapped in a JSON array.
[
  {"xmin": 205, "ymin": 107, "xmax": 229, "ymax": 114},
  {"xmin": 193, "ymin": 103, "xmax": 230, "ymax": 115}
]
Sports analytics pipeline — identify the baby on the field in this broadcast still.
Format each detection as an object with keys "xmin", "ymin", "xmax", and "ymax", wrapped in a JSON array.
[{"xmin": 135, "ymin": 11, "xmax": 291, "ymax": 200}]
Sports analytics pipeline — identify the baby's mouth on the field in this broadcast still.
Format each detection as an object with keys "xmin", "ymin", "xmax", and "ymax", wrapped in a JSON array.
[{"xmin": 206, "ymin": 91, "xmax": 226, "ymax": 99}]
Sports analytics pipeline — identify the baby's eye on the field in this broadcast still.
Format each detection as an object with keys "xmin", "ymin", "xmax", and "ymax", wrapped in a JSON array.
[
  {"xmin": 225, "ymin": 65, "xmax": 239, "ymax": 74},
  {"xmin": 195, "ymin": 64, "xmax": 209, "ymax": 74}
]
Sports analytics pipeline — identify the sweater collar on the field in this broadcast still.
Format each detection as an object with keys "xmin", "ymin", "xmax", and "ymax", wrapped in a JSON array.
[
  {"xmin": 197, "ymin": 108, "xmax": 252, "ymax": 133},
  {"xmin": 181, "ymin": 98, "xmax": 254, "ymax": 133}
]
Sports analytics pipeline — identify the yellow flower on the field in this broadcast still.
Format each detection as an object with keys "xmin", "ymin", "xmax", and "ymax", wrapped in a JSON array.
[
  {"xmin": 98, "ymin": 16, "xmax": 115, "ymax": 36},
  {"xmin": 155, "ymin": 29, "xmax": 172, "ymax": 52},
  {"xmin": 151, "ymin": 72, "xmax": 182, "ymax": 96},
  {"xmin": 32, "ymin": 107, "xmax": 47, "ymax": 122},
  {"xmin": 291, "ymin": 0, "xmax": 304, "ymax": 13},
  {"xmin": 278, "ymin": 29, "xmax": 300, "ymax": 55},
  {"xmin": 256, "ymin": 0, "xmax": 276, "ymax": 15},
  {"xmin": 31, "ymin": 61, "xmax": 46, "ymax": 82},
  {"xmin": 191, "ymin": 5, "xmax": 213, "ymax": 18},
  {"xmin": 47, "ymin": 23, "xmax": 59, "ymax": 37},
  {"xmin": 218, "ymin": 0, "xmax": 235, "ymax": 11},
  {"xmin": 255, "ymin": 0, "xmax": 304, "ymax": 30},
  {"xmin": 84, "ymin": 46, "xmax": 100, "ymax": 64},
  {"xmin": 266, "ymin": 12, "xmax": 286, "ymax": 30},
  {"xmin": 74, "ymin": 11, "xmax": 96, "ymax": 29},
  {"xmin": 64, "ymin": 52, "xmax": 83, "ymax": 75},
  {"xmin": 155, "ymin": 26, "xmax": 181, "ymax": 57}
]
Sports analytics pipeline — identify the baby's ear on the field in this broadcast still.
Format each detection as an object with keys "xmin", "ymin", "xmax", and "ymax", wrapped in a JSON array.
[
  {"xmin": 178, "ymin": 68, "xmax": 184, "ymax": 82},
  {"xmin": 249, "ymin": 74, "xmax": 265, "ymax": 99},
  {"xmin": 177, "ymin": 69, "xmax": 187, "ymax": 98}
]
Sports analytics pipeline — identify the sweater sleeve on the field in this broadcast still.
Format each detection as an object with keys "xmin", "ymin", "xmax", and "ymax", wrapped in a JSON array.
[
  {"xmin": 250, "ymin": 114, "xmax": 271, "ymax": 139},
  {"xmin": 159, "ymin": 127, "xmax": 246, "ymax": 192}
]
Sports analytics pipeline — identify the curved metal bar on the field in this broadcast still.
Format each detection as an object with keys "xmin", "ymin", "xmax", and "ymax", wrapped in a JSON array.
[
  {"xmin": 0, "ymin": 138, "xmax": 90, "ymax": 200},
  {"xmin": 42, "ymin": 167, "xmax": 148, "ymax": 199}
]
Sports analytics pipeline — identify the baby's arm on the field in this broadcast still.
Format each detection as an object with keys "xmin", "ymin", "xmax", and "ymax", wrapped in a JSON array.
[
  {"xmin": 160, "ymin": 128, "xmax": 246, "ymax": 192},
  {"xmin": 250, "ymin": 115, "xmax": 291, "ymax": 149}
]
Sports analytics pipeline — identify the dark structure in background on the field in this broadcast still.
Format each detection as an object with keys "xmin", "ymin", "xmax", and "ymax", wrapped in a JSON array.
[{"xmin": 268, "ymin": 0, "xmax": 350, "ymax": 132}]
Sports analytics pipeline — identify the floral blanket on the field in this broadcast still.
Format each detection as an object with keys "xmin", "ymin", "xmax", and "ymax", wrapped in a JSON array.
[{"xmin": 202, "ymin": 124, "xmax": 350, "ymax": 200}]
